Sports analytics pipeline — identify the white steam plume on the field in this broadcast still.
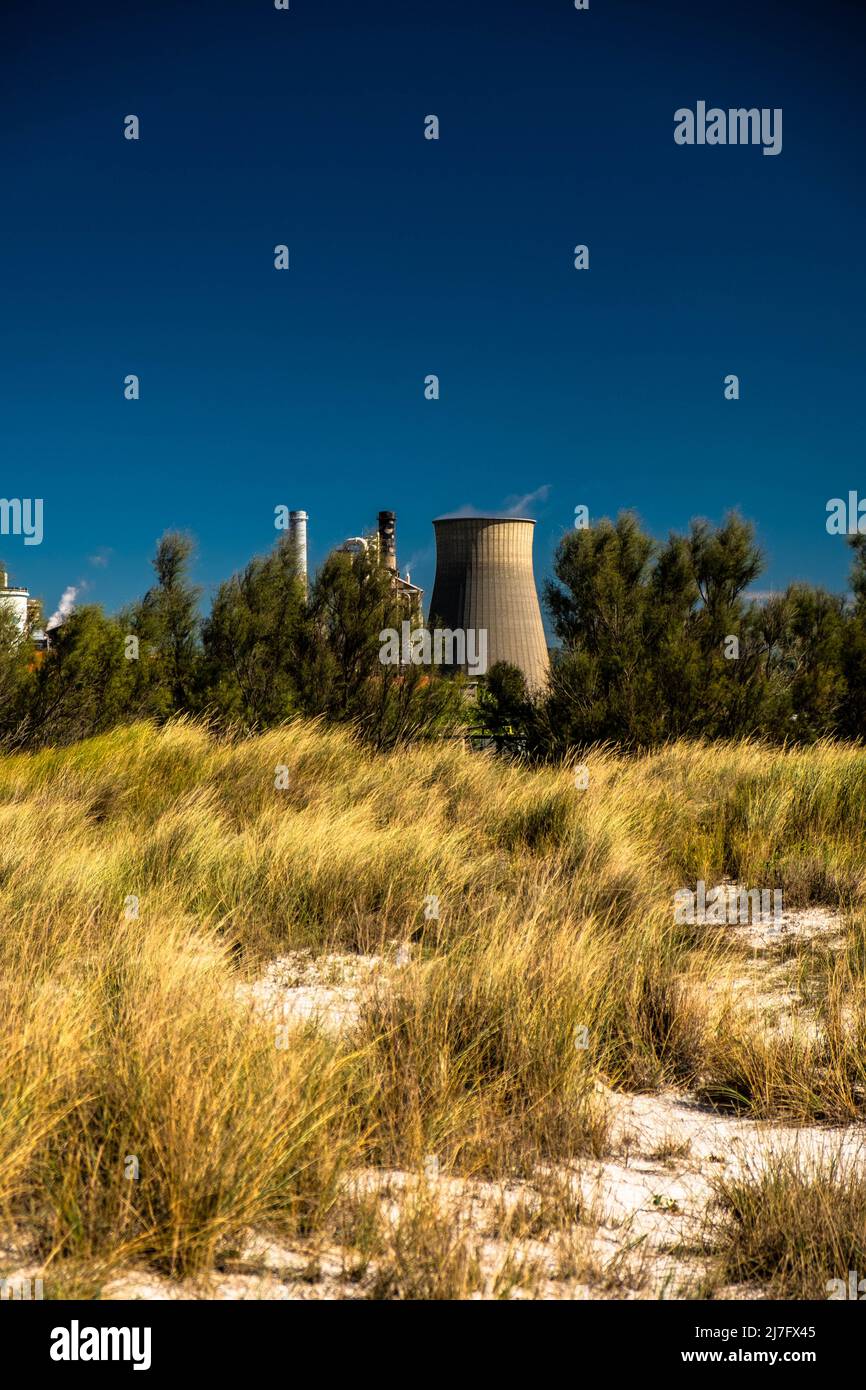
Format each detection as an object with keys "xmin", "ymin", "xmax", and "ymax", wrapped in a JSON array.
[{"xmin": 46, "ymin": 585, "xmax": 79, "ymax": 631}]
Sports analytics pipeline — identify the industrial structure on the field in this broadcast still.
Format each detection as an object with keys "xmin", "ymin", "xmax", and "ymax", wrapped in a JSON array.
[
  {"xmin": 287, "ymin": 510, "xmax": 308, "ymax": 595},
  {"xmin": 428, "ymin": 515, "xmax": 550, "ymax": 691},
  {"xmin": 0, "ymin": 565, "xmax": 30, "ymax": 634},
  {"xmin": 372, "ymin": 510, "xmax": 423, "ymax": 612},
  {"xmin": 288, "ymin": 507, "xmax": 549, "ymax": 690},
  {"xmin": 4, "ymin": 510, "xmax": 552, "ymax": 691},
  {"xmin": 0, "ymin": 566, "xmax": 48, "ymax": 654},
  {"xmin": 331, "ymin": 509, "xmax": 423, "ymax": 613}
]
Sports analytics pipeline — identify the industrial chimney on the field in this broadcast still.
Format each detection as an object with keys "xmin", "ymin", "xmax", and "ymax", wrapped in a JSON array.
[
  {"xmin": 288, "ymin": 510, "xmax": 308, "ymax": 594},
  {"xmin": 428, "ymin": 516, "xmax": 550, "ymax": 691},
  {"xmin": 377, "ymin": 510, "xmax": 397, "ymax": 573}
]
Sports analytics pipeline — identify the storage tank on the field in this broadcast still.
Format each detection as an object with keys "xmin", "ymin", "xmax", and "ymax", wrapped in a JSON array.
[
  {"xmin": 0, "ymin": 567, "xmax": 29, "ymax": 635},
  {"xmin": 428, "ymin": 516, "xmax": 550, "ymax": 691}
]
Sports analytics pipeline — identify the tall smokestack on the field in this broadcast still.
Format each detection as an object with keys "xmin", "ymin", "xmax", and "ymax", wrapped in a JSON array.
[
  {"xmin": 378, "ymin": 511, "xmax": 397, "ymax": 573},
  {"xmin": 429, "ymin": 515, "xmax": 549, "ymax": 691},
  {"xmin": 288, "ymin": 510, "xmax": 308, "ymax": 594}
]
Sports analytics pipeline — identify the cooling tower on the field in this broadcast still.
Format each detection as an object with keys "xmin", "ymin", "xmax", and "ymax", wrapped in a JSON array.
[{"xmin": 428, "ymin": 516, "xmax": 550, "ymax": 691}]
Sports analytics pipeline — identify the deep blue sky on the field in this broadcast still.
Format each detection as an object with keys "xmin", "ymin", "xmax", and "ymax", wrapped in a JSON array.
[{"xmin": 2, "ymin": 0, "xmax": 864, "ymax": 627}]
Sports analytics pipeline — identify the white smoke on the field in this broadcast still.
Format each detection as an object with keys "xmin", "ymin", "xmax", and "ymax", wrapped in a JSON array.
[
  {"xmin": 503, "ymin": 484, "xmax": 551, "ymax": 516},
  {"xmin": 439, "ymin": 485, "xmax": 552, "ymax": 521},
  {"xmin": 46, "ymin": 584, "xmax": 79, "ymax": 631}
]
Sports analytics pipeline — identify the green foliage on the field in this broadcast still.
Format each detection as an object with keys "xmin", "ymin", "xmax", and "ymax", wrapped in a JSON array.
[
  {"xmin": 1, "ymin": 531, "xmax": 463, "ymax": 751},
  {"xmin": 0, "ymin": 604, "xmax": 34, "ymax": 748},
  {"xmin": 6, "ymin": 509, "xmax": 866, "ymax": 756},
  {"xmin": 474, "ymin": 662, "xmax": 532, "ymax": 751},
  {"xmin": 536, "ymin": 511, "xmax": 866, "ymax": 752},
  {"xmin": 201, "ymin": 534, "xmax": 306, "ymax": 726},
  {"xmin": 25, "ymin": 607, "xmax": 144, "ymax": 747},
  {"xmin": 130, "ymin": 532, "xmax": 202, "ymax": 717},
  {"xmin": 296, "ymin": 547, "xmax": 464, "ymax": 748}
]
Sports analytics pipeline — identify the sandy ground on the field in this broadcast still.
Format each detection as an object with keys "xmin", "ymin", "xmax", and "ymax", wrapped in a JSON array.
[
  {"xmin": 233, "ymin": 948, "xmax": 386, "ymax": 1035},
  {"xmin": 4, "ymin": 899, "xmax": 863, "ymax": 1301},
  {"xmin": 47, "ymin": 1088, "xmax": 858, "ymax": 1302}
]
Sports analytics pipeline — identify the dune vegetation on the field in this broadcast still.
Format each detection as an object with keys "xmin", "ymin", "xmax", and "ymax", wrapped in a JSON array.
[{"xmin": 2, "ymin": 718, "xmax": 866, "ymax": 1296}]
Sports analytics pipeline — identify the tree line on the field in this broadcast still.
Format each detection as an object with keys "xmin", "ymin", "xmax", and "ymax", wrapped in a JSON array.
[
  {"xmin": 485, "ymin": 512, "xmax": 866, "ymax": 755},
  {"xmin": 0, "ymin": 533, "xmax": 462, "ymax": 752},
  {"xmin": 2, "ymin": 512, "xmax": 865, "ymax": 755}
]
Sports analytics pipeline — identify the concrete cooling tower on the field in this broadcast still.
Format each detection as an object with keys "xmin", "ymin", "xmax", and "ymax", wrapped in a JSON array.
[{"xmin": 428, "ymin": 516, "xmax": 550, "ymax": 691}]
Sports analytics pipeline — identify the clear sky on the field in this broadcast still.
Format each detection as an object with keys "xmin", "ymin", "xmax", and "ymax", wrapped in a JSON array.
[{"xmin": 2, "ymin": 0, "xmax": 864, "ymax": 627}]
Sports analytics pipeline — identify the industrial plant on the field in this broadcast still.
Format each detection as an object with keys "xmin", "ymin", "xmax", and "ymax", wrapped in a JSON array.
[
  {"xmin": 331, "ymin": 510, "xmax": 423, "ymax": 615},
  {"xmin": 292, "ymin": 507, "xmax": 549, "ymax": 691},
  {"xmin": 0, "ymin": 567, "xmax": 50, "ymax": 654},
  {"xmin": 2, "ymin": 506, "xmax": 551, "ymax": 691},
  {"xmin": 0, "ymin": 565, "xmax": 30, "ymax": 634}
]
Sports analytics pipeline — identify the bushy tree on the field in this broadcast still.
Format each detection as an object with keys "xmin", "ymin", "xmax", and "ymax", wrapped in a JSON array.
[
  {"xmin": 129, "ymin": 532, "xmax": 202, "ymax": 717},
  {"xmin": 201, "ymin": 535, "xmax": 306, "ymax": 726},
  {"xmin": 474, "ymin": 661, "xmax": 532, "ymax": 751},
  {"xmin": 752, "ymin": 585, "xmax": 847, "ymax": 740},
  {"xmin": 835, "ymin": 536, "xmax": 866, "ymax": 740},
  {"xmin": 296, "ymin": 546, "xmax": 464, "ymax": 748},
  {"xmin": 540, "ymin": 511, "xmax": 772, "ymax": 751},
  {"xmin": 0, "ymin": 604, "xmax": 34, "ymax": 748},
  {"xmin": 25, "ymin": 606, "xmax": 142, "ymax": 746},
  {"xmin": 542, "ymin": 513, "xmax": 659, "ymax": 745}
]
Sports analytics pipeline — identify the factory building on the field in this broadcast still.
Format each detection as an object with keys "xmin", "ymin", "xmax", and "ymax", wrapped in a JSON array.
[
  {"xmin": 0, "ymin": 565, "xmax": 30, "ymax": 634},
  {"xmin": 327, "ymin": 509, "xmax": 422, "ymax": 613},
  {"xmin": 0, "ymin": 566, "xmax": 48, "ymax": 654},
  {"xmin": 428, "ymin": 515, "xmax": 550, "ymax": 692}
]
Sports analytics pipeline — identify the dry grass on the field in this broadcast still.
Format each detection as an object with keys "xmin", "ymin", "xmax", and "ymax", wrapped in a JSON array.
[
  {"xmin": 708, "ymin": 1153, "xmax": 866, "ymax": 1299},
  {"xmin": 2, "ymin": 718, "xmax": 866, "ymax": 1293}
]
